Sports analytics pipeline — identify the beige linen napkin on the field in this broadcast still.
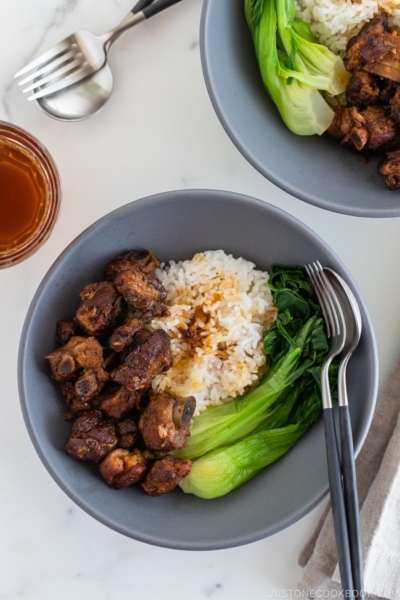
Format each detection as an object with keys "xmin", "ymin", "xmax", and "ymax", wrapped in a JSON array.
[{"xmin": 298, "ymin": 353, "xmax": 400, "ymax": 599}]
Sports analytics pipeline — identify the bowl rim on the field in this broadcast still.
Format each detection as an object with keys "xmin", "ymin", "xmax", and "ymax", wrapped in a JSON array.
[
  {"xmin": 200, "ymin": 0, "xmax": 400, "ymax": 219},
  {"xmin": 18, "ymin": 189, "xmax": 379, "ymax": 549}
]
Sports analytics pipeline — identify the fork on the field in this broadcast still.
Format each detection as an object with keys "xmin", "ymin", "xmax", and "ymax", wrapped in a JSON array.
[
  {"xmin": 15, "ymin": 0, "xmax": 183, "ymax": 101},
  {"xmin": 305, "ymin": 262, "xmax": 354, "ymax": 597},
  {"xmin": 325, "ymin": 267, "xmax": 364, "ymax": 597}
]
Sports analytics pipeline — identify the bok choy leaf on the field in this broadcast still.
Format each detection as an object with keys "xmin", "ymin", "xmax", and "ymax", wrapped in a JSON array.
[{"xmin": 244, "ymin": 0, "xmax": 350, "ymax": 135}]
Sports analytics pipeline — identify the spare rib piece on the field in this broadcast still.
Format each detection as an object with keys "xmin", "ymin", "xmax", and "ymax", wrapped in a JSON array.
[
  {"xmin": 116, "ymin": 419, "xmax": 139, "ymax": 449},
  {"xmin": 92, "ymin": 383, "xmax": 139, "ymax": 420},
  {"xmin": 378, "ymin": 78, "xmax": 398, "ymax": 104},
  {"xmin": 74, "ymin": 281, "xmax": 123, "ymax": 338},
  {"xmin": 142, "ymin": 449, "xmax": 157, "ymax": 462},
  {"xmin": 328, "ymin": 105, "xmax": 396, "ymax": 151},
  {"xmin": 385, "ymin": 131, "xmax": 400, "ymax": 152},
  {"xmin": 345, "ymin": 13, "xmax": 390, "ymax": 72},
  {"xmin": 106, "ymin": 249, "xmax": 161, "ymax": 281},
  {"xmin": 114, "ymin": 270, "xmax": 168, "ymax": 318},
  {"xmin": 340, "ymin": 107, "xmax": 369, "ymax": 151},
  {"xmin": 328, "ymin": 106, "xmax": 355, "ymax": 139},
  {"xmin": 56, "ymin": 321, "xmax": 77, "ymax": 345},
  {"xmin": 111, "ymin": 329, "xmax": 172, "ymax": 392},
  {"xmin": 346, "ymin": 70, "xmax": 380, "ymax": 109},
  {"xmin": 74, "ymin": 367, "xmax": 109, "ymax": 399},
  {"xmin": 361, "ymin": 105, "xmax": 396, "ymax": 150},
  {"xmin": 139, "ymin": 390, "xmax": 196, "ymax": 451},
  {"xmin": 109, "ymin": 317, "xmax": 145, "ymax": 352},
  {"xmin": 64, "ymin": 410, "xmax": 117, "ymax": 462},
  {"xmin": 359, "ymin": 33, "xmax": 398, "ymax": 64},
  {"xmin": 172, "ymin": 395, "xmax": 197, "ymax": 428},
  {"xmin": 141, "ymin": 455, "xmax": 192, "ymax": 497},
  {"xmin": 344, "ymin": 13, "xmax": 400, "ymax": 82},
  {"xmin": 46, "ymin": 336, "xmax": 103, "ymax": 382},
  {"xmin": 328, "ymin": 106, "xmax": 369, "ymax": 151},
  {"xmin": 364, "ymin": 52, "xmax": 400, "ymax": 83},
  {"xmin": 60, "ymin": 381, "xmax": 91, "ymax": 414},
  {"xmin": 100, "ymin": 448, "xmax": 148, "ymax": 489},
  {"xmin": 390, "ymin": 87, "xmax": 400, "ymax": 126},
  {"xmin": 378, "ymin": 151, "xmax": 400, "ymax": 189}
]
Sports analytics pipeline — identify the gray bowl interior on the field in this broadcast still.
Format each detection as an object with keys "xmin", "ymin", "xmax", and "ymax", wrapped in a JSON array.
[
  {"xmin": 201, "ymin": 0, "xmax": 400, "ymax": 217},
  {"xmin": 18, "ymin": 190, "xmax": 378, "ymax": 550}
]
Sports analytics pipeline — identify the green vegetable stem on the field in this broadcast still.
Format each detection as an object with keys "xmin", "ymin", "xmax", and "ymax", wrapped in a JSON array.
[
  {"xmin": 244, "ymin": 0, "xmax": 350, "ymax": 135},
  {"xmin": 180, "ymin": 387, "xmax": 320, "ymax": 499}
]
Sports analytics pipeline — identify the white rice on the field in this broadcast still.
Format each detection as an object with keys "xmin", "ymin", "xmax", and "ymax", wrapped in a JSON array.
[
  {"xmin": 150, "ymin": 250, "xmax": 277, "ymax": 415},
  {"xmin": 295, "ymin": 0, "xmax": 400, "ymax": 55}
]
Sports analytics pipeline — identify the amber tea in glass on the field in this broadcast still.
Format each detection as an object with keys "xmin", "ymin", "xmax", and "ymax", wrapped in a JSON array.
[{"xmin": 0, "ymin": 122, "xmax": 61, "ymax": 269}]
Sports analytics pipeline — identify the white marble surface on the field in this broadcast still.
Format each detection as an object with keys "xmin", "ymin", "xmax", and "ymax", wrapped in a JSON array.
[{"xmin": 2, "ymin": 0, "xmax": 400, "ymax": 598}]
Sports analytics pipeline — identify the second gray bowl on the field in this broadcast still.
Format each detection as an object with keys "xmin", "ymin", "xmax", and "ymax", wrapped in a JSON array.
[{"xmin": 200, "ymin": 0, "xmax": 400, "ymax": 217}]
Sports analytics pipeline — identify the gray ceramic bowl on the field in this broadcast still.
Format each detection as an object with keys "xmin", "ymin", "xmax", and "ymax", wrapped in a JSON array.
[
  {"xmin": 18, "ymin": 190, "xmax": 378, "ymax": 549},
  {"xmin": 201, "ymin": 0, "xmax": 400, "ymax": 217}
]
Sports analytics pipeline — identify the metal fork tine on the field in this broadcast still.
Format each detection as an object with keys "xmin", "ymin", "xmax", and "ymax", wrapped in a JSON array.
[
  {"xmin": 306, "ymin": 264, "xmax": 331, "ymax": 336},
  {"xmin": 22, "ymin": 56, "xmax": 84, "ymax": 93},
  {"xmin": 316, "ymin": 261, "xmax": 345, "ymax": 339},
  {"xmin": 306, "ymin": 263, "xmax": 332, "ymax": 338},
  {"xmin": 27, "ymin": 64, "xmax": 93, "ymax": 101},
  {"xmin": 305, "ymin": 264, "xmax": 321, "ymax": 311},
  {"xmin": 14, "ymin": 38, "xmax": 72, "ymax": 78},
  {"xmin": 314, "ymin": 262, "xmax": 341, "ymax": 337},
  {"xmin": 17, "ymin": 49, "xmax": 77, "ymax": 86},
  {"xmin": 314, "ymin": 263, "xmax": 340, "ymax": 337}
]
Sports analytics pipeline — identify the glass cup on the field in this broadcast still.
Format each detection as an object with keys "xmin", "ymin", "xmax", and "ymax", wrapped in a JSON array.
[{"xmin": 0, "ymin": 121, "xmax": 62, "ymax": 269}]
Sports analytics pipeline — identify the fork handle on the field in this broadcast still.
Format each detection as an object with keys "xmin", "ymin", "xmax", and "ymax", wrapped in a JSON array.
[
  {"xmin": 131, "ymin": 0, "xmax": 155, "ymax": 13},
  {"xmin": 339, "ymin": 405, "xmax": 364, "ymax": 596},
  {"xmin": 142, "ymin": 0, "xmax": 183, "ymax": 19},
  {"xmin": 324, "ymin": 408, "xmax": 354, "ymax": 597},
  {"xmin": 105, "ymin": 0, "xmax": 183, "ymax": 47}
]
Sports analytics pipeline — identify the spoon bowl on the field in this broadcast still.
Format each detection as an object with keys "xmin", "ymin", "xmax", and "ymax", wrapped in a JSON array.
[
  {"xmin": 36, "ymin": 64, "xmax": 114, "ymax": 122},
  {"xmin": 325, "ymin": 268, "xmax": 362, "ymax": 368}
]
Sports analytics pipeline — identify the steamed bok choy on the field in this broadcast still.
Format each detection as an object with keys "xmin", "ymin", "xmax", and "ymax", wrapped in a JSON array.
[
  {"xmin": 177, "ymin": 265, "xmax": 334, "ymax": 499},
  {"xmin": 244, "ymin": 0, "xmax": 350, "ymax": 135},
  {"xmin": 180, "ymin": 387, "xmax": 320, "ymax": 499}
]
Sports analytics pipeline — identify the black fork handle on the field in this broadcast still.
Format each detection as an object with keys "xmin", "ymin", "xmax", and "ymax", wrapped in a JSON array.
[
  {"xmin": 132, "ymin": 0, "xmax": 154, "ymax": 13},
  {"xmin": 324, "ymin": 408, "xmax": 354, "ymax": 597},
  {"xmin": 132, "ymin": 0, "xmax": 183, "ymax": 18}
]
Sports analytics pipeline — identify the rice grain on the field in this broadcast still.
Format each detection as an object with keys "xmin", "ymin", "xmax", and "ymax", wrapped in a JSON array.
[
  {"xmin": 295, "ymin": 0, "xmax": 400, "ymax": 55},
  {"xmin": 150, "ymin": 250, "xmax": 277, "ymax": 414}
]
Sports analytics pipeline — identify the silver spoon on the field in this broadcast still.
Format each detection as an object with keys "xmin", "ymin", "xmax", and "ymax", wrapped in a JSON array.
[
  {"xmin": 324, "ymin": 267, "xmax": 363, "ymax": 597},
  {"xmin": 36, "ymin": 61, "xmax": 114, "ymax": 121},
  {"xmin": 32, "ymin": 0, "xmax": 181, "ymax": 122}
]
